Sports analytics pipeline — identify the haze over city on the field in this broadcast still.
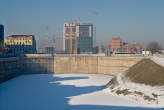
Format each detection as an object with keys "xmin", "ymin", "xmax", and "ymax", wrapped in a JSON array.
[
  {"xmin": 2, "ymin": 0, "xmax": 164, "ymax": 110},
  {"xmin": 1, "ymin": 0, "xmax": 164, "ymax": 48}
]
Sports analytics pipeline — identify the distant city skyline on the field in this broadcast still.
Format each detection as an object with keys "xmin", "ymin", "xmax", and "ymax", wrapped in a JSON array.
[{"xmin": 1, "ymin": 0, "xmax": 164, "ymax": 49}]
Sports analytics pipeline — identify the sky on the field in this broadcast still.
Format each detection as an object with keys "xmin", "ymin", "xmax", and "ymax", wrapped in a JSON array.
[{"xmin": 0, "ymin": 0, "xmax": 164, "ymax": 49}]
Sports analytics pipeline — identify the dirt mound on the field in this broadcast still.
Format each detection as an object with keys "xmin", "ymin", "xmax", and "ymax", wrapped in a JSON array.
[
  {"xmin": 124, "ymin": 58, "xmax": 164, "ymax": 86},
  {"xmin": 108, "ymin": 58, "xmax": 164, "ymax": 87}
]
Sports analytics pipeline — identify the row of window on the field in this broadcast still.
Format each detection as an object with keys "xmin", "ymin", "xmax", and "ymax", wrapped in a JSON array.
[{"xmin": 5, "ymin": 42, "xmax": 32, "ymax": 45}]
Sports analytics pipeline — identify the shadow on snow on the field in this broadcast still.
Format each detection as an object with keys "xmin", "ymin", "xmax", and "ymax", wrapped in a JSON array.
[{"xmin": 0, "ymin": 74, "xmax": 163, "ymax": 110}]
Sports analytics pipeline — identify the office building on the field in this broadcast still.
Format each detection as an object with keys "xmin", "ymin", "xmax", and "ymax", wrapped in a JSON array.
[
  {"xmin": 5, "ymin": 35, "xmax": 36, "ymax": 55},
  {"xmin": 0, "ymin": 24, "xmax": 4, "ymax": 52},
  {"xmin": 63, "ymin": 22, "xmax": 93, "ymax": 54}
]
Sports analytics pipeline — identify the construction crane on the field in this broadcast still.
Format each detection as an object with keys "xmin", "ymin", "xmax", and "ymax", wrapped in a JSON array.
[
  {"xmin": 93, "ymin": 10, "xmax": 98, "ymax": 47},
  {"xmin": 89, "ymin": 9, "xmax": 98, "ymax": 47},
  {"xmin": 52, "ymin": 28, "xmax": 63, "ymax": 54},
  {"xmin": 45, "ymin": 26, "xmax": 49, "ymax": 49}
]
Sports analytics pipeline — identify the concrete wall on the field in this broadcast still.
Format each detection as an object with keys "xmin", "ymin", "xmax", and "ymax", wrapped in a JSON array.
[
  {"xmin": 21, "ymin": 57, "xmax": 54, "ymax": 74},
  {"xmin": 54, "ymin": 56, "xmax": 142, "ymax": 75},
  {"xmin": 0, "ymin": 57, "xmax": 22, "ymax": 83},
  {"xmin": 0, "ymin": 56, "xmax": 54, "ymax": 83},
  {"xmin": 0, "ymin": 56, "xmax": 142, "ymax": 83}
]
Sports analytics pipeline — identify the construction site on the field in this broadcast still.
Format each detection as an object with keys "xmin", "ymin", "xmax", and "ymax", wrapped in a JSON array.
[{"xmin": 107, "ymin": 57, "xmax": 164, "ymax": 105}]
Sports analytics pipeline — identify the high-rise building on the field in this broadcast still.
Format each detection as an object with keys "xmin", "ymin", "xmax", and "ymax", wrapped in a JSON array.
[
  {"xmin": 0, "ymin": 24, "xmax": 4, "ymax": 42},
  {"xmin": 5, "ymin": 35, "xmax": 36, "ymax": 55},
  {"xmin": 63, "ymin": 22, "xmax": 93, "ymax": 54},
  {"xmin": 0, "ymin": 24, "xmax": 4, "ymax": 52}
]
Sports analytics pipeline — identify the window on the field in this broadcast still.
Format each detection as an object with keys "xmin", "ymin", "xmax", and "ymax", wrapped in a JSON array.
[{"xmin": 65, "ymin": 27, "xmax": 70, "ymax": 33}]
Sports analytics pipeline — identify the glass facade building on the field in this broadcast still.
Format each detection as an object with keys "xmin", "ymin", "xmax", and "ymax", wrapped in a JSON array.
[
  {"xmin": 0, "ymin": 24, "xmax": 4, "ymax": 52},
  {"xmin": 0, "ymin": 24, "xmax": 4, "ymax": 42},
  {"xmin": 63, "ymin": 23, "xmax": 93, "ymax": 54},
  {"xmin": 77, "ymin": 24, "xmax": 93, "ymax": 53}
]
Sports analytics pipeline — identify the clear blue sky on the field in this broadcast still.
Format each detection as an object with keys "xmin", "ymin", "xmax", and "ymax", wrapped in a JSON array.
[{"xmin": 1, "ymin": 0, "xmax": 164, "ymax": 48}]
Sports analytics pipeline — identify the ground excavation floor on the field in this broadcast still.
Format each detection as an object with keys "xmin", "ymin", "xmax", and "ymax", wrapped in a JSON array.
[{"xmin": 0, "ymin": 74, "xmax": 162, "ymax": 110}]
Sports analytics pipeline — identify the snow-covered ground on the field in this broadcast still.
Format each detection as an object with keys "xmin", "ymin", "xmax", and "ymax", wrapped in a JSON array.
[
  {"xmin": 53, "ymin": 74, "xmax": 111, "ymax": 87},
  {"xmin": 151, "ymin": 56, "xmax": 164, "ymax": 67},
  {"xmin": 0, "ymin": 74, "xmax": 162, "ymax": 110},
  {"xmin": 107, "ymin": 72, "xmax": 164, "ymax": 108}
]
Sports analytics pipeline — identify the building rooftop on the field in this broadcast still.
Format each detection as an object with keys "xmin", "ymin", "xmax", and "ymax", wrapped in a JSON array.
[
  {"xmin": 111, "ymin": 37, "xmax": 122, "ymax": 40},
  {"xmin": 7, "ymin": 35, "xmax": 34, "ymax": 38},
  {"xmin": 64, "ymin": 22, "xmax": 92, "ymax": 26}
]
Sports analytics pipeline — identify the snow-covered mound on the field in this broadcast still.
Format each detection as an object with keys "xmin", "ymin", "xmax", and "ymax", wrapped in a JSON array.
[
  {"xmin": 107, "ymin": 58, "xmax": 164, "ymax": 107},
  {"xmin": 152, "ymin": 56, "xmax": 164, "ymax": 67}
]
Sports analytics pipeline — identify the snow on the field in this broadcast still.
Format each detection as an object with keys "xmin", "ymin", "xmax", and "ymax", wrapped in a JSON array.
[
  {"xmin": 0, "ymin": 74, "xmax": 162, "ymax": 110},
  {"xmin": 107, "ymin": 72, "xmax": 164, "ymax": 108},
  {"xmin": 53, "ymin": 74, "xmax": 112, "ymax": 87},
  {"xmin": 151, "ymin": 57, "xmax": 164, "ymax": 67},
  {"xmin": 68, "ymin": 89, "xmax": 140, "ymax": 107}
]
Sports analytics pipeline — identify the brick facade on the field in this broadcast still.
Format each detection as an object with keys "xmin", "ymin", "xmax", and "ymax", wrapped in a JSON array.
[{"xmin": 109, "ymin": 37, "xmax": 142, "ymax": 54}]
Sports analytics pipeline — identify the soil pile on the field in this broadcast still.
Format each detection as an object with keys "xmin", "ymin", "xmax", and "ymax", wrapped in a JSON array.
[
  {"xmin": 108, "ymin": 59, "xmax": 164, "ymax": 86},
  {"xmin": 125, "ymin": 58, "xmax": 164, "ymax": 86}
]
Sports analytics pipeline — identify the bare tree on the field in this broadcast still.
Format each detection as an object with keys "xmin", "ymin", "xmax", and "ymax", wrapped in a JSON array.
[{"xmin": 146, "ymin": 41, "xmax": 161, "ymax": 54}]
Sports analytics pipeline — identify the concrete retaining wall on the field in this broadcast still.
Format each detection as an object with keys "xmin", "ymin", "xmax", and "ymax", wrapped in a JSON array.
[
  {"xmin": 0, "ymin": 57, "xmax": 22, "ymax": 83},
  {"xmin": 21, "ymin": 57, "xmax": 54, "ymax": 74},
  {"xmin": 54, "ymin": 56, "xmax": 142, "ymax": 75},
  {"xmin": 0, "ymin": 56, "xmax": 142, "ymax": 83},
  {"xmin": 0, "ymin": 57, "xmax": 54, "ymax": 83}
]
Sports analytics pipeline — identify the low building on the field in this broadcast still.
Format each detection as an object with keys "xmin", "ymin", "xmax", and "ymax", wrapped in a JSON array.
[
  {"xmin": 37, "ymin": 48, "xmax": 44, "ymax": 53},
  {"xmin": 109, "ymin": 37, "xmax": 142, "ymax": 54},
  {"xmin": 128, "ymin": 43, "xmax": 142, "ymax": 54},
  {"xmin": 5, "ymin": 35, "xmax": 36, "ymax": 56},
  {"xmin": 142, "ymin": 50, "xmax": 151, "ymax": 55},
  {"xmin": 45, "ymin": 47, "xmax": 55, "ymax": 54},
  {"xmin": 109, "ymin": 37, "xmax": 124, "ymax": 52},
  {"xmin": 55, "ymin": 49, "xmax": 65, "ymax": 54}
]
